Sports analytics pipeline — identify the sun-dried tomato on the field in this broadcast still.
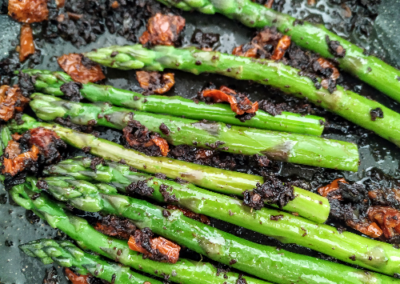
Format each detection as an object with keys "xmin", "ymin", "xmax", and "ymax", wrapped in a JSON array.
[
  {"xmin": 271, "ymin": 35, "xmax": 291, "ymax": 60},
  {"xmin": 317, "ymin": 178, "xmax": 346, "ymax": 200},
  {"xmin": 202, "ymin": 86, "xmax": 258, "ymax": 115},
  {"xmin": 111, "ymin": 1, "xmax": 119, "ymax": 9},
  {"xmin": 4, "ymin": 140, "xmax": 21, "ymax": 159},
  {"xmin": 2, "ymin": 144, "xmax": 39, "ymax": 176},
  {"xmin": 345, "ymin": 219, "xmax": 383, "ymax": 238},
  {"xmin": 64, "ymin": 268, "xmax": 90, "ymax": 284},
  {"xmin": 8, "ymin": 0, "xmax": 49, "ymax": 23},
  {"xmin": 136, "ymin": 71, "xmax": 175, "ymax": 94},
  {"xmin": 367, "ymin": 206, "xmax": 400, "ymax": 239},
  {"xmin": 19, "ymin": 24, "xmax": 35, "ymax": 62},
  {"xmin": 128, "ymin": 233, "xmax": 180, "ymax": 264},
  {"xmin": 316, "ymin": 58, "xmax": 340, "ymax": 80},
  {"xmin": 151, "ymin": 136, "xmax": 169, "ymax": 157},
  {"xmin": 0, "ymin": 85, "xmax": 30, "ymax": 122},
  {"xmin": 57, "ymin": 53, "xmax": 105, "ymax": 84},
  {"xmin": 167, "ymin": 205, "xmax": 211, "ymax": 225},
  {"xmin": 55, "ymin": 0, "xmax": 65, "ymax": 8},
  {"xmin": 139, "ymin": 13, "xmax": 185, "ymax": 46},
  {"xmin": 232, "ymin": 45, "xmax": 258, "ymax": 58}
]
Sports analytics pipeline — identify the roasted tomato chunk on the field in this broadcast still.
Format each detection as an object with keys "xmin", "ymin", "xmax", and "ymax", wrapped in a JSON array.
[
  {"xmin": 0, "ymin": 85, "xmax": 30, "ymax": 122},
  {"xmin": 8, "ymin": 0, "xmax": 49, "ymax": 23},
  {"xmin": 57, "ymin": 53, "xmax": 105, "ymax": 83},
  {"xmin": 19, "ymin": 24, "xmax": 35, "ymax": 62},
  {"xmin": 2, "ymin": 144, "xmax": 39, "ymax": 176},
  {"xmin": 271, "ymin": 35, "xmax": 291, "ymax": 60},
  {"xmin": 140, "ymin": 13, "xmax": 185, "ymax": 46},
  {"xmin": 345, "ymin": 219, "xmax": 383, "ymax": 238},
  {"xmin": 317, "ymin": 178, "xmax": 346, "ymax": 200},
  {"xmin": 368, "ymin": 206, "xmax": 400, "ymax": 239},
  {"xmin": 94, "ymin": 215, "xmax": 136, "ymax": 240},
  {"xmin": 128, "ymin": 228, "xmax": 180, "ymax": 263},
  {"xmin": 136, "ymin": 71, "xmax": 175, "ymax": 94},
  {"xmin": 64, "ymin": 268, "xmax": 90, "ymax": 284},
  {"xmin": 4, "ymin": 140, "xmax": 21, "ymax": 159},
  {"xmin": 29, "ymin": 128, "xmax": 66, "ymax": 164},
  {"xmin": 202, "ymin": 86, "xmax": 258, "ymax": 115}
]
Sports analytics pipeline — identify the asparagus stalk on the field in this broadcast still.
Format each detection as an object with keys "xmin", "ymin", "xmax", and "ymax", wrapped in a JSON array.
[
  {"xmin": 20, "ymin": 239, "xmax": 162, "ymax": 284},
  {"xmin": 85, "ymin": 45, "xmax": 400, "ymax": 148},
  {"xmin": 157, "ymin": 0, "xmax": 400, "ymax": 103},
  {"xmin": 11, "ymin": 183, "xmax": 269, "ymax": 284},
  {"xmin": 0, "ymin": 126, "xmax": 12, "ymax": 182},
  {"xmin": 30, "ymin": 93, "xmax": 359, "ymax": 171},
  {"xmin": 26, "ymin": 176, "xmax": 400, "ymax": 283},
  {"xmin": 22, "ymin": 69, "xmax": 325, "ymax": 136},
  {"xmin": 9, "ymin": 114, "xmax": 330, "ymax": 223},
  {"xmin": 45, "ymin": 157, "xmax": 400, "ymax": 275}
]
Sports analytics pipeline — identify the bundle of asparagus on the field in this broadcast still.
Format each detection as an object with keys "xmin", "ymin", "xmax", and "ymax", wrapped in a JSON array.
[
  {"xmin": 41, "ymin": 164, "xmax": 400, "ymax": 275},
  {"xmin": 20, "ymin": 239, "xmax": 163, "ymax": 284},
  {"xmin": 11, "ymin": 183, "xmax": 269, "ymax": 284},
  {"xmin": 9, "ymin": 114, "xmax": 330, "ymax": 223},
  {"xmin": 11, "ymin": 181, "xmax": 400, "ymax": 283},
  {"xmin": 85, "ymin": 45, "xmax": 400, "ymax": 148},
  {"xmin": 22, "ymin": 69, "xmax": 325, "ymax": 136},
  {"xmin": 157, "ymin": 0, "xmax": 400, "ymax": 103},
  {"xmin": 30, "ymin": 93, "xmax": 359, "ymax": 171}
]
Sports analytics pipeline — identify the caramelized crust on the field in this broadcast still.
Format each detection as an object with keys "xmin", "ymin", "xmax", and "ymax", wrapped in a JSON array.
[
  {"xmin": 136, "ymin": 71, "xmax": 175, "ymax": 94},
  {"xmin": 0, "ymin": 85, "xmax": 30, "ymax": 122}
]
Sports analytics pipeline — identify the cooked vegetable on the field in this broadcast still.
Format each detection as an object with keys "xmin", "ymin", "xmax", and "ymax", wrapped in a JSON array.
[
  {"xmin": 19, "ymin": 24, "xmax": 35, "ymax": 62},
  {"xmin": 44, "ymin": 157, "xmax": 400, "ymax": 275},
  {"xmin": 29, "ymin": 93, "xmax": 359, "ymax": 171},
  {"xmin": 139, "ymin": 13, "xmax": 185, "ymax": 46},
  {"xmin": 22, "ymin": 177, "xmax": 400, "ymax": 283},
  {"xmin": 10, "ymin": 182, "xmax": 272, "ymax": 284},
  {"xmin": 156, "ymin": 0, "xmax": 400, "ymax": 103},
  {"xmin": 136, "ymin": 71, "xmax": 175, "ymax": 94},
  {"xmin": 0, "ymin": 126, "xmax": 12, "ymax": 182},
  {"xmin": 0, "ymin": 85, "xmax": 29, "ymax": 122},
  {"xmin": 10, "ymin": 114, "xmax": 330, "ymax": 222},
  {"xmin": 57, "ymin": 54, "xmax": 105, "ymax": 84},
  {"xmin": 8, "ymin": 0, "xmax": 48, "ymax": 23},
  {"xmin": 85, "ymin": 45, "xmax": 400, "ymax": 148},
  {"xmin": 20, "ymin": 239, "xmax": 163, "ymax": 284},
  {"xmin": 21, "ymin": 69, "xmax": 326, "ymax": 136}
]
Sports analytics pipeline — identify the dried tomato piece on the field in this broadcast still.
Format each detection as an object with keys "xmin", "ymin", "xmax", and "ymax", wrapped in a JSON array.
[
  {"xmin": 316, "ymin": 58, "xmax": 340, "ymax": 80},
  {"xmin": 128, "ymin": 230, "xmax": 180, "ymax": 264},
  {"xmin": 4, "ymin": 140, "xmax": 21, "ymax": 159},
  {"xmin": 317, "ymin": 178, "xmax": 346, "ymax": 200},
  {"xmin": 202, "ymin": 86, "xmax": 258, "ymax": 115},
  {"xmin": 264, "ymin": 0, "xmax": 274, "ymax": 8},
  {"xmin": 2, "ymin": 144, "xmax": 39, "ymax": 176},
  {"xmin": 64, "ymin": 268, "xmax": 90, "ymax": 284},
  {"xmin": 29, "ymin": 128, "xmax": 66, "ymax": 164},
  {"xmin": 136, "ymin": 71, "xmax": 175, "ymax": 94},
  {"xmin": 345, "ymin": 219, "xmax": 383, "ymax": 238},
  {"xmin": 19, "ymin": 24, "xmax": 35, "ymax": 62},
  {"xmin": 167, "ymin": 205, "xmax": 211, "ymax": 225},
  {"xmin": 8, "ymin": 0, "xmax": 49, "ymax": 23},
  {"xmin": 0, "ymin": 85, "xmax": 30, "ymax": 122},
  {"xmin": 55, "ymin": 0, "xmax": 65, "ymax": 8},
  {"xmin": 271, "ymin": 35, "xmax": 291, "ymax": 60},
  {"xmin": 232, "ymin": 45, "xmax": 258, "ymax": 58},
  {"xmin": 139, "ymin": 13, "xmax": 185, "ymax": 46},
  {"xmin": 367, "ymin": 206, "xmax": 400, "ymax": 239},
  {"xmin": 111, "ymin": 1, "xmax": 119, "ymax": 9},
  {"xmin": 57, "ymin": 53, "xmax": 105, "ymax": 84},
  {"xmin": 151, "ymin": 136, "xmax": 170, "ymax": 157},
  {"xmin": 94, "ymin": 215, "xmax": 136, "ymax": 240}
]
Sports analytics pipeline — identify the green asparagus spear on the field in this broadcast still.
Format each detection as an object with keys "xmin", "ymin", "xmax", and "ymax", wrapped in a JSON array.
[
  {"xmin": 30, "ymin": 93, "xmax": 359, "ymax": 171},
  {"xmin": 157, "ymin": 0, "xmax": 400, "ymax": 103},
  {"xmin": 9, "ymin": 114, "xmax": 330, "ymax": 223},
  {"xmin": 24, "ymin": 177, "xmax": 400, "ymax": 283},
  {"xmin": 20, "ymin": 239, "xmax": 163, "ymax": 284},
  {"xmin": 21, "ymin": 69, "xmax": 325, "ymax": 136},
  {"xmin": 0, "ymin": 125, "xmax": 12, "ymax": 182},
  {"xmin": 45, "ymin": 157, "xmax": 400, "ymax": 276},
  {"xmin": 11, "ymin": 183, "xmax": 269, "ymax": 284},
  {"xmin": 85, "ymin": 45, "xmax": 400, "ymax": 148}
]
